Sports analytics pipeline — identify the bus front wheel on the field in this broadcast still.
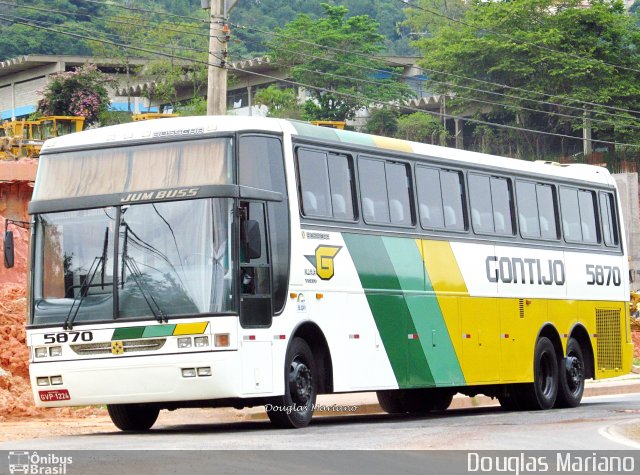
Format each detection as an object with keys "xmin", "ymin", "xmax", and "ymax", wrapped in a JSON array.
[
  {"xmin": 107, "ymin": 403, "xmax": 159, "ymax": 431},
  {"xmin": 518, "ymin": 336, "xmax": 559, "ymax": 410},
  {"xmin": 555, "ymin": 338, "xmax": 585, "ymax": 408},
  {"xmin": 267, "ymin": 337, "xmax": 317, "ymax": 428}
]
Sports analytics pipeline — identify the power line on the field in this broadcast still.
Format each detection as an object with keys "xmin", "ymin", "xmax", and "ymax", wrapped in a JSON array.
[
  {"xmin": 0, "ymin": 1, "xmax": 214, "ymax": 40},
  {"xmin": 7, "ymin": 0, "xmax": 639, "ymax": 121},
  {"xmin": 3, "ymin": 13, "xmax": 638, "ymax": 148},
  {"xmin": 14, "ymin": 4, "xmax": 639, "ymax": 132},
  {"xmin": 233, "ymin": 20, "xmax": 640, "ymax": 118},
  {"xmin": 81, "ymin": 0, "xmax": 209, "ymax": 24},
  {"xmin": 0, "ymin": 13, "xmax": 225, "ymax": 66},
  {"xmin": 238, "ymin": 36, "xmax": 640, "ymax": 131},
  {"xmin": 397, "ymin": 0, "xmax": 640, "ymax": 75}
]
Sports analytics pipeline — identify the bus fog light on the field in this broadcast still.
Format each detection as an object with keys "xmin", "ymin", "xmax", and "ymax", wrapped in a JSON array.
[
  {"xmin": 214, "ymin": 333, "xmax": 230, "ymax": 347},
  {"xmin": 178, "ymin": 337, "xmax": 192, "ymax": 348},
  {"xmin": 35, "ymin": 347, "xmax": 48, "ymax": 358},
  {"xmin": 49, "ymin": 346, "xmax": 62, "ymax": 357},
  {"xmin": 37, "ymin": 377, "xmax": 50, "ymax": 386},
  {"xmin": 194, "ymin": 336, "xmax": 209, "ymax": 347},
  {"xmin": 197, "ymin": 367, "xmax": 212, "ymax": 377},
  {"xmin": 182, "ymin": 368, "xmax": 196, "ymax": 378},
  {"xmin": 50, "ymin": 376, "xmax": 63, "ymax": 385}
]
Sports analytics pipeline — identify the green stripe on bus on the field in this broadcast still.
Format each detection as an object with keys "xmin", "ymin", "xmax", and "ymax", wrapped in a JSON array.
[
  {"xmin": 142, "ymin": 325, "xmax": 176, "ymax": 338},
  {"xmin": 112, "ymin": 326, "xmax": 145, "ymax": 340},
  {"xmin": 381, "ymin": 237, "xmax": 435, "ymax": 387},
  {"xmin": 343, "ymin": 233, "xmax": 434, "ymax": 388}
]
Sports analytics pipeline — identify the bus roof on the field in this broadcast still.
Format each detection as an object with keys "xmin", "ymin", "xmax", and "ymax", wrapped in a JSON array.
[{"xmin": 40, "ymin": 115, "xmax": 613, "ymax": 187}]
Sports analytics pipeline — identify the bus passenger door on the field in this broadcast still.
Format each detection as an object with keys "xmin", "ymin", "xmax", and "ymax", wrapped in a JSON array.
[
  {"xmin": 239, "ymin": 200, "xmax": 273, "ymax": 394},
  {"xmin": 239, "ymin": 200, "xmax": 272, "ymax": 328}
]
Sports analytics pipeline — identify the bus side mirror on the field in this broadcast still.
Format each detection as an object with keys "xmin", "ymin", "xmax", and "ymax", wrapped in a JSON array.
[
  {"xmin": 243, "ymin": 220, "xmax": 262, "ymax": 260},
  {"xmin": 4, "ymin": 231, "xmax": 14, "ymax": 268}
]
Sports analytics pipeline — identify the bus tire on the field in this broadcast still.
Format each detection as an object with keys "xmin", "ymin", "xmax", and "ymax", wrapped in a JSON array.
[
  {"xmin": 107, "ymin": 403, "xmax": 159, "ymax": 431},
  {"xmin": 376, "ymin": 390, "xmax": 406, "ymax": 414},
  {"xmin": 498, "ymin": 386, "xmax": 521, "ymax": 411},
  {"xmin": 402, "ymin": 389, "xmax": 454, "ymax": 413},
  {"xmin": 266, "ymin": 337, "xmax": 317, "ymax": 428},
  {"xmin": 555, "ymin": 338, "xmax": 585, "ymax": 408},
  {"xmin": 517, "ymin": 336, "xmax": 559, "ymax": 410}
]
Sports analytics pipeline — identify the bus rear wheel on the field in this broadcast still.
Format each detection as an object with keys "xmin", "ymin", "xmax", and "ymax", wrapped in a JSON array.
[
  {"xmin": 266, "ymin": 337, "xmax": 317, "ymax": 428},
  {"xmin": 376, "ymin": 389, "xmax": 454, "ymax": 414},
  {"xmin": 107, "ymin": 403, "xmax": 159, "ymax": 431},
  {"xmin": 517, "ymin": 336, "xmax": 559, "ymax": 410},
  {"xmin": 555, "ymin": 338, "xmax": 585, "ymax": 408}
]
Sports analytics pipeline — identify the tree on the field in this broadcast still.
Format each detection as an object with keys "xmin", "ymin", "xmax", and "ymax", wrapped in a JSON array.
[
  {"xmin": 37, "ymin": 64, "xmax": 112, "ymax": 125},
  {"xmin": 406, "ymin": 0, "xmax": 640, "ymax": 159},
  {"xmin": 254, "ymin": 85, "xmax": 301, "ymax": 119},
  {"xmin": 396, "ymin": 112, "xmax": 448, "ymax": 145},
  {"xmin": 268, "ymin": 4, "xmax": 414, "ymax": 122},
  {"xmin": 364, "ymin": 108, "xmax": 398, "ymax": 136}
]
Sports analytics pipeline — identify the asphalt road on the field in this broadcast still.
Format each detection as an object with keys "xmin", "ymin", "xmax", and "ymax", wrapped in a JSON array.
[{"xmin": 2, "ymin": 393, "xmax": 639, "ymax": 451}]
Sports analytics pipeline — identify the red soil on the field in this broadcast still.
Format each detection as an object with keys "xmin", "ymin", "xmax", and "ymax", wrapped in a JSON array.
[
  {"xmin": 0, "ymin": 284, "xmax": 104, "ymax": 421},
  {"xmin": 632, "ymin": 331, "xmax": 640, "ymax": 359}
]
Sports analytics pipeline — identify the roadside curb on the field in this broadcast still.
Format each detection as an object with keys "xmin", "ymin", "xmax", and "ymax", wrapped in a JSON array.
[{"xmin": 245, "ymin": 381, "xmax": 640, "ymax": 421}]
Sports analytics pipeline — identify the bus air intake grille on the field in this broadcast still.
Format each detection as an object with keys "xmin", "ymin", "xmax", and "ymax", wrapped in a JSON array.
[
  {"xmin": 70, "ymin": 338, "xmax": 167, "ymax": 355},
  {"xmin": 595, "ymin": 308, "xmax": 622, "ymax": 371}
]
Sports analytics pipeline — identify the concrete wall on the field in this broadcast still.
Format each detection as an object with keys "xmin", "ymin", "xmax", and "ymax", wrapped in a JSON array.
[{"xmin": 614, "ymin": 173, "xmax": 640, "ymax": 287}]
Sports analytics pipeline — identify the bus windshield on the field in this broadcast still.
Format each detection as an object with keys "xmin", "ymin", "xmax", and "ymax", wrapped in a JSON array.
[{"xmin": 32, "ymin": 198, "xmax": 235, "ymax": 326}]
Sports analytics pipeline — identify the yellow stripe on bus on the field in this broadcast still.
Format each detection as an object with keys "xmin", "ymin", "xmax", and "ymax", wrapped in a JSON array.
[{"xmin": 173, "ymin": 322, "xmax": 208, "ymax": 336}]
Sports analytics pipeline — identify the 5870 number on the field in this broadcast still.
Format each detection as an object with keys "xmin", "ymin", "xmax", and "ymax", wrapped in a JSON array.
[
  {"xmin": 44, "ymin": 331, "xmax": 93, "ymax": 344},
  {"xmin": 586, "ymin": 264, "xmax": 621, "ymax": 286}
]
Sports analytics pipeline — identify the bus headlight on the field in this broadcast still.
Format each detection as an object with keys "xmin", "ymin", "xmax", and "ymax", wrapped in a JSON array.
[
  {"xmin": 50, "ymin": 376, "xmax": 63, "ymax": 385},
  {"xmin": 181, "ymin": 368, "xmax": 196, "ymax": 378},
  {"xmin": 37, "ymin": 377, "xmax": 50, "ymax": 386},
  {"xmin": 194, "ymin": 336, "xmax": 209, "ymax": 347},
  {"xmin": 35, "ymin": 347, "xmax": 48, "ymax": 358},
  {"xmin": 177, "ymin": 337, "xmax": 192, "ymax": 348},
  {"xmin": 49, "ymin": 346, "xmax": 62, "ymax": 357}
]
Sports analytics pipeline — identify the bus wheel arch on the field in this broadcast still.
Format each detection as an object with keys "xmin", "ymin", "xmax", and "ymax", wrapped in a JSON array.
[
  {"xmin": 517, "ymin": 325, "xmax": 562, "ymax": 410},
  {"xmin": 555, "ymin": 324, "xmax": 592, "ymax": 408},
  {"xmin": 567, "ymin": 324, "xmax": 594, "ymax": 380},
  {"xmin": 290, "ymin": 321, "xmax": 334, "ymax": 394},
  {"xmin": 266, "ymin": 322, "xmax": 333, "ymax": 429}
]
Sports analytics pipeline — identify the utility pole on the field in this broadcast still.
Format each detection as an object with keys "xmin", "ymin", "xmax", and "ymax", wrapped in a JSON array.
[{"xmin": 203, "ymin": 0, "xmax": 237, "ymax": 115}]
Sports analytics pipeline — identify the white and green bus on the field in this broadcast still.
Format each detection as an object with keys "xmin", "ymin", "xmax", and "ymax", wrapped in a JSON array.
[{"xmin": 15, "ymin": 116, "xmax": 632, "ymax": 430}]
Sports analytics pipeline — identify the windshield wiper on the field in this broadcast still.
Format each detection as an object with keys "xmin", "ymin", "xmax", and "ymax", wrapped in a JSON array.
[
  {"xmin": 63, "ymin": 227, "xmax": 109, "ymax": 330},
  {"xmin": 120, "ymin": 223, "xmax": 168, "ymax": 323}
]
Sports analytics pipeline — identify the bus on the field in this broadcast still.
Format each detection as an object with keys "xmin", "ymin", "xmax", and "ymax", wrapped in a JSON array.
[{"xmin": 14, "ymin": 116, "xmax": 633, "ymax": 430}]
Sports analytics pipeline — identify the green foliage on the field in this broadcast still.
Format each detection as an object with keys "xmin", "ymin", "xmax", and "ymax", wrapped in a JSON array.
[
  {"xmin": 98, "ymin": 110, "xmax": 133, "ymax": 126},
  {"xmin": 268, "ymin": 4, "xmax": 414, "ymax": 122},
  {"xmin": 407, "ymin": 0, "xmax": 640, "ymax": 158},
  {"xmin": 37, "ymin": 64, "xmax": 113, "ymax": 125},
  {"xmin": 177, "ymin": 97, "xmax": 208, "ymax": 116},
  {"xmin": 254, "ymin": 85, "xmax": 302, "ymax": 119},
  {"xmin": 396, "ymin": 112, "xmax": 448, "ymax": 145},
  {"xmin": 364, "ymin": 108, "xmax": 398, "ymax": 136}
]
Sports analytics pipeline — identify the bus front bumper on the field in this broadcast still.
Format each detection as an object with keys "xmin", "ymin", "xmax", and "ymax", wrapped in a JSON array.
[{"xmin": 30, "ymin": 351, "xmax": 243, "ymax": 407}]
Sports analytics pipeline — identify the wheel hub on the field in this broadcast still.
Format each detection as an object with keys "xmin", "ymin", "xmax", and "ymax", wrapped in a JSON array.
[
  {"xmin": 289, "ymin": 360, "xmax": 312, "ymax": 404},
  {"xmin": 565, "ymin": 356, "xmax": 583, "ymax": 390}
]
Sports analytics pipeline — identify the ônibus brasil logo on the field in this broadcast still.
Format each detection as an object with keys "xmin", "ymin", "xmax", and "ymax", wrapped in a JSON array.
[{"xmin": 8, "ymin": 451, "xmax": 73, "ymax": 474}]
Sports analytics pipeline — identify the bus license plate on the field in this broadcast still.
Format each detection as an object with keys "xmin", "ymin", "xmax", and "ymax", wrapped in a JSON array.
[{"xmin": 39, "ymin": 389, "xmax": 70, "ymax": 402}]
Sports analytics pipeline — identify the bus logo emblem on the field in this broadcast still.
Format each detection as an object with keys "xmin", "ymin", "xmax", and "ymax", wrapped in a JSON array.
[
  {"xmin": 305, "ymin": 245, "xmax": 341, "ymax": 280},
  {"xmin": 111, "ymin": 341, "xmax": 124, "ymax": 355}
]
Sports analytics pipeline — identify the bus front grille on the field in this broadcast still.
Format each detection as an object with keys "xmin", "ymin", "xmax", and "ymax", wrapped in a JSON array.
[
  {"xmin": 595, "ymin": 308, "xmax": 622, "ymax": 371},
  {"xmin": 70, "ymin": 338, "xmax": 167, "ymax": 355}
]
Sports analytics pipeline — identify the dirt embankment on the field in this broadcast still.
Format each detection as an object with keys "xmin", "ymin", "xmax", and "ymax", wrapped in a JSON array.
[
  {"xmin": 0, "ymin": 284, "xmax": 104, "ymax": 421},
  {"xmin": 632, "ymin": 330, "xmax": 640, "ymax": 359}
]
